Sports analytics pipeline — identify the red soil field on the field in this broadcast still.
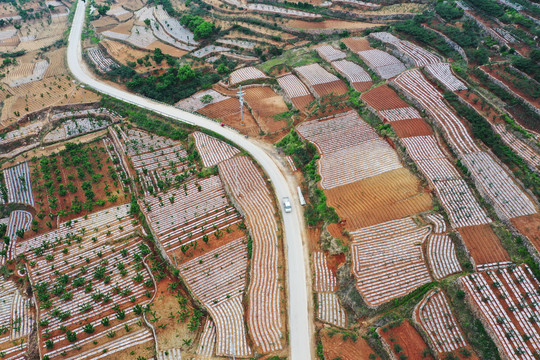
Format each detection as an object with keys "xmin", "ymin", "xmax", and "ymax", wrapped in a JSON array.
[
  {"xmin": 325, "ymin": 168, "xmax": 432, "ymax": 230},
  {"xmin": 352, "ymin": 81, "xmax": 373, "ymax": 92},
  {"xmin": 244, "ymin": 87, "xmax": 289, "ymax": 133},
  {"xmin": 198, "ymin": 98, "xmax": 260, "ymax": 136},
  {"xmin": 455, "ymin": 90, "xmax": 504, "ymax": 124},
  {"xmin": 321, "ymin": 328, "xmax": 378, "ymax": 360},
  {"xmin": 391, "ymin": 118, "xmax": 433, "ymax": 138},
  {"xmin": 361, "ymin": 85, "xmax": 410, "ymax": 110},
  {"xmin": 459, "ymin": 224, "xmax": 510, "ymax": 266},
  {"xmin": 342, "ymin": 37, "xmax": 373, "ymax": 52},
  {"xmin": 511, "ymin": 213, "xmax": 540, "ymax": 251},
  {"xmin": 292, "ymin": 94, "xmax": 315, "ymax": 112},
  {"xmin": 313, "ymin": 80, "xmax": 349, "ymax": 97},
  {"xmin": 378, "ymin": 320, "xmax": 434, "ymax": 360}
]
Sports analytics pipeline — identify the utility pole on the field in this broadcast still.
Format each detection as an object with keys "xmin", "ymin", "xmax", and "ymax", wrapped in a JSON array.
[{"xmin": 238, "ymin": 85, "xmax": 245, "ymax": 126}]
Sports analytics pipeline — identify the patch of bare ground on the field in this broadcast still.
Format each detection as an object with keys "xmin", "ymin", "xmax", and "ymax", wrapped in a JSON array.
[
  {"xmin": 325, "ymin": 168, "xmax": 432, "ymax": 230},
  {"xmin": 320, "ymin": 327, "xmax": 378, "ymax": 360},
  {"xmin": 511, "ymin": 213, "xmax": 540, "ymax": 251},
  {"xmin": 378, "ymin": 320, "xmax": 434, "ymax": 360},
  {"xmin": 458, "ymin": 224, "xmax": 510, "ymax": 267}
]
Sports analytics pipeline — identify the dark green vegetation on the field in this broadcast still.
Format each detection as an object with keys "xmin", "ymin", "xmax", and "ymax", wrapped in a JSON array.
[{"xmin": 276, "ymin": 130, "xmax": 339, "ymax": 226}]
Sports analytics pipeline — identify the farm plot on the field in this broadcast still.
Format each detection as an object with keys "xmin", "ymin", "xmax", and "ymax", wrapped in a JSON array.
[
  {"xmin": 0, "ymin": 120, "xmax": 44, "ymax": 145},
  {"xmin": 191, "ymin": 45, "xmax": 231, "ymax": 59},
  {"xmin": 140, "ymin": 175, "xmax": 243, "ymax": 260},
  {"xmin": 391, "ymin": 118, "xmax": 434, "ymax": 138},
  {"xmin": 218, "ymin": 156, "xmax": 283, "ymax": 353},
  {"xmin": 0, "ymin": 278, "xmax": 32, "ymax": 360},
  {"xmin": 330, "ymin": 59, "xmax": 372, "ymax": 92},
  {"xmin": 414, "ymin": 289, "xmax": 471, "ymax": 357},
  {"xmin": 427, "ymin": 234, "xmax": 462, "ymax": 279},
  {"xmin": 86, "ymin": 47, "xmax": 117, "ymax": 73},
  {"xmin": 358, "ymin": 49, "xmax": 406, "ymax": 79},
  {"xmin": 28, "ymin": 142, "xmax": 127, "ymax": 232},
  {"xmin": 1, "ymin": 210, "xmax": 32, "ymax": 264},
  {"xmin": 342, "ymin": 37, "xmax": 372, "ymax": 52},
  {"xmin": 378, "ymin": 320, "xmax": 435, "ymax": 360},
  {"xmin": 493, "ymin": 124, "xmax": 540, "ymax": 170},
  {"xmin": 320, "ymin": 329, "xmax": 378, "ymax": 360},
  {"xmin": 198, "ymin": 97, "xmax": 260, "ymax": 136},
  {"xmin": 113, "ymin": 128, "xmax": 195, "ymax": 195},
  {"xmin": 229, "ymin": 66, "xmax": 268, "ymax": 85},
  {"xmin": 461, "ymin": 264, "xmax": 540, "ymax": 359},
  {"xmin": 461, "ymin": 151, "xmax": 537, "ymax": 220},
  {"xmin": 3, "ymin": 162, "xmax": 34, "ymax": 206},
  {"xmin": 370, "ymin": 32, "xmax": 442, "ymax": 66},
  {"xmin": 9, "ymin": 59, "xmax": 49, "ymax": 87},
  {"xmin": 180, "ymin": 237, "xmax": 251, "ymax": 357},
  {"xmin": 192, "ymin": 131, "xmax": 239, "ymax": 167},
  {"xmin": 153, "ymin": 5, "xmax": 196, "ymax": 45},
  {"xmin": 43, "ymin": 118, "xmax": 112, "ymax": 143},
  {"xmin": 459, "ymin": 224, "xmax": 511, "ymax": 270},
  {"xmin": 316, "ymin": 45, "xmax": 346, "ymax": 62},
  {"xmin": 247, "ymin": 3, "xmax": 321, "ymax": 18},
  {"xmin": 394, "ymin": 69, "xmax": 481, "ymax": 154},
  {"xmin": 426, "ymin": 213, "xmax": 447, "ymax": 233},
  {"xmin": 176, "ymin": 89, "xmax": 230, "ymax": 112},
  {"xmin": 276, "ymin": 73, "xmax": 315, "ymax": 112},
  {"xmin": 296, "ymin": 110, "xmax": 402, "ymax": 189},
  {"xmin": 195, "ymin": 319, "xmax": 216, "ymax": 358},
  {"xmin": 243, "ymin": 87, "xmax": 289, "ymax": 133},
  {"xmin": 20, "ymin": 205, "xmax": 156, "ymax": 360},
  {"xmin": 313, "ymin": 251, "xmax": 346, "ymax": 327},
  {"xmin": 350, "ymin": 217, "xmax": 432, "ymax": 307},
  {"xmin": 425, "ymin": 63, "xmax": 467, "ymax": 91},
  {"xmin": 361, "ymin": 84, "xmax": 410, "ymax": 111},
  {"xmin": 325, "ymin": 168, "xmax": 432, "ymax": 229},
  {"xmin": 294, "ymin": 63, "xmax": 348, "ymax": 97}
]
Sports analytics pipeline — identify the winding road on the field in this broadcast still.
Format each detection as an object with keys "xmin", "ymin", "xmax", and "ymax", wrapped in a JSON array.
[{"xmin": 67, "ymin": 1, "xmax": 313, "ymax": 359}]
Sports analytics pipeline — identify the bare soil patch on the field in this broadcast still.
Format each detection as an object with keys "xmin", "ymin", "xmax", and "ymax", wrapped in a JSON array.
[
  {"xmin": 145, "ymin": 40, "xmax": 188, "ymax": 58},
  {"xmin": 198, "ymin": 97, "xmax": 261, "ymax": 136},
  {"xmin": 342, "ymin": 37, "xmax": 372, "ymax": 52},
  {"xmin": 285, "ymin": 19, "xmax": 383, "ymax": 30},
  {"xmin": 244, "ymin": 87, "xmax": 289, "ymax": 133},
  {"xmin": 391, "ymin": 118, "xmax": 433, "ymax": 138},
  {"xmin": 362, "ymin": 85, "xmax": 410, "ymax": 110},
  {"xmin": 511, "ymin": 213, "xmax": 540, "ymax": 251},
  {"xmin": 325, "ymin": 168, "xmax": 432, "ymax": 230},
  {"xmin": 378, "ymin": 320, "xmax": 434, "ymax": 360},
  {"xmin": 459, "ymin": 224, "xmax": 510, "ymax": 266},
  {"xmin": 321, "ymin": 328, "xmax": 377, "ymax": 360},
  {"xmin": 313, "ymin": 80, "xmax": 349, "ymax": 97}
]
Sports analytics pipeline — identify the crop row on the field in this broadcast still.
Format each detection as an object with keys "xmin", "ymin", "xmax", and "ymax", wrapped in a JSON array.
[
  {"xmin": 180, "ymin": 237, "xmax": 251, "ymax": 357},
  {"xmin": 350, "ymin": 217, "xmax": 432, "ymax": 307},
  {"xmin": 316, "ymin": 45, "xmax": 346, "ymax": 62},
  {"xmin": 1, "ymin": 210, "xmax": 32, "ymax": 264},
  {"xmin": 4, "ymin": 162, "xmax": 34, "ymax": 207},
  {"xmin": 427, "ymin": 234, "xmax": 462, "ymax": 280},
  {"xmin": 358, "ymin": 49, "xmax": 406, "ymax": 79},
  {"xmin": 192, "ymin": 131, "xmax": 240, "ymax": 168},
  {"xmin": 218, "ymin": 156, "xmax": 283, "ymax": 353},
  {"xmin": 229, "ymin": 66, "xmax": 267, "ymax": 85},
  {"xmin": 87, "ymin": 47, "xmax": 117, "ymax": 73}
]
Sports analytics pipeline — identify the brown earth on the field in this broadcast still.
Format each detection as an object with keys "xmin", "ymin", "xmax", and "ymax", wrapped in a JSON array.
[
  {"xmin": 511, "ymin": 213, "xmax": 540, "ymax": 251},
  {"xmin": 320, "ymin": 328, "xmax": 378, "ymax": 360},
  {"xmin": 29, "ymin": 140, "xmax": 128, "ymax": 234},
  {"xmin": 351, "ymin": 81, "xmax": 373, "ymax": 92},
  {"xmin": 176, "ymin": 226, "xmax": 247, "ymax": 263},
  {"xmin": 481, "ymin": 65, "xmax": 539, "ymax": 108},
  {"xmin": 391, "ymin": 118, "xmax": 433, "ymax": 138},
  {"xmin": 145, "ymin": 40, "xmax": 188, "ymax": 58},
  {"xmin": 313, "ymin": 80, "xmax": 349, "ymax": 97},
  {"xmin": 459, "ymin": 224, "xmax": 510, "ymax": 267},
  {"xmin": 361, "ymin": 85, "xmax": 410, "ymax": 111},
  {"xmin": 244, "ymin": 87, "xmax": 289, "ymax": 133},
  {"xmin": 285, "ymin": 19, "xmax": 383, "ymax": 30},
  {"xmin": 198, "ymin": 97, "xmax": 261, "ymax": 136},
  {"xmin": 342, "ymin": 37, "xmax": 372, "ymax": 52},
  {"xmin": 378, "ymin": 320, "xmax": 434, "ymax": 360},
  {"xmin": 325, "ymin": 168, "xmax": 432, "ymax": 230},
  {"xmin": 291, "ymin": 94, "xmax": 315, "ymax": 113}
]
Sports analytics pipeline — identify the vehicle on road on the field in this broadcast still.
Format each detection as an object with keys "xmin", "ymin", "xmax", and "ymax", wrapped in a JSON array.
[{"xmin": 283, "ymin": 197, "xmax": 292, "ymax": 213}]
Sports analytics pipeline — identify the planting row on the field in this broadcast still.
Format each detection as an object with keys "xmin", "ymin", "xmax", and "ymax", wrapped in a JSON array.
[
  {"xmin": 192, "ymin": 131, "xmax": 240, "ymax": 168},
  {"xmin": 0, "ymin": 278, "xmax": 32, "ymax": 359},
  {"xmin": 427, "ymin": 234, "xmax": 462, "ymax": 280},
  {"xmin": 370, "ymin": 32, "xmax": 442, "ymax": 67},
  {"xmin": 296, "ymin": 110, "xmax": 402, "ymax": 189},
  {"xmin": 180, "ymin": 237, "xmax": 251, "ymax": 357},
  {"xmin": 425, "ymin": 63, "xmax": 467, "ymax": 91},
  {"xmin": 358, "ymin": 49, "xmax": 406, "ymax": 79},
  {"xmin": 176, "ymin": 89, "xmax": 230, "ymax": 112},
  {"xmin": 3, "ymin": 162, "xmax": 34, "ymax": 207},
  {"xmin": 229, "ymin": 66, "xmax": 267, "ymax": 85},
  {"xmin": 86, "ymin": 47, "xmax": 117, "ymax": 73},
  {"xmin": 218, "ymin": 156, "xmax": 283, "ymax": 353},
  {"xmin": 316, "ymin": 45, "xmax": 346, "ymax": 62},
  {"xmin": 461, "ymin": 265, "xmax": 540, "ymax": 359},
  {"xmin": 1, "ymin": 210, "xmax": 32, "ymax": 264},
  {"xmin": 312, "ymin": 251, "xmax": 346, "ymax": 328},
  {"xmin": 330, "ymin": 60, "xmax": 372, "ymax": 92},
  {"xmin": 350, "ymin": 217, "xmax": 432, "ymax": 307}
]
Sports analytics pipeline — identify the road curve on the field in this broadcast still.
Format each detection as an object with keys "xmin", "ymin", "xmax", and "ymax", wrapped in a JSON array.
[{"xmin": 67, "ymin": 1, "xmax": 313, "ymax": 359}]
